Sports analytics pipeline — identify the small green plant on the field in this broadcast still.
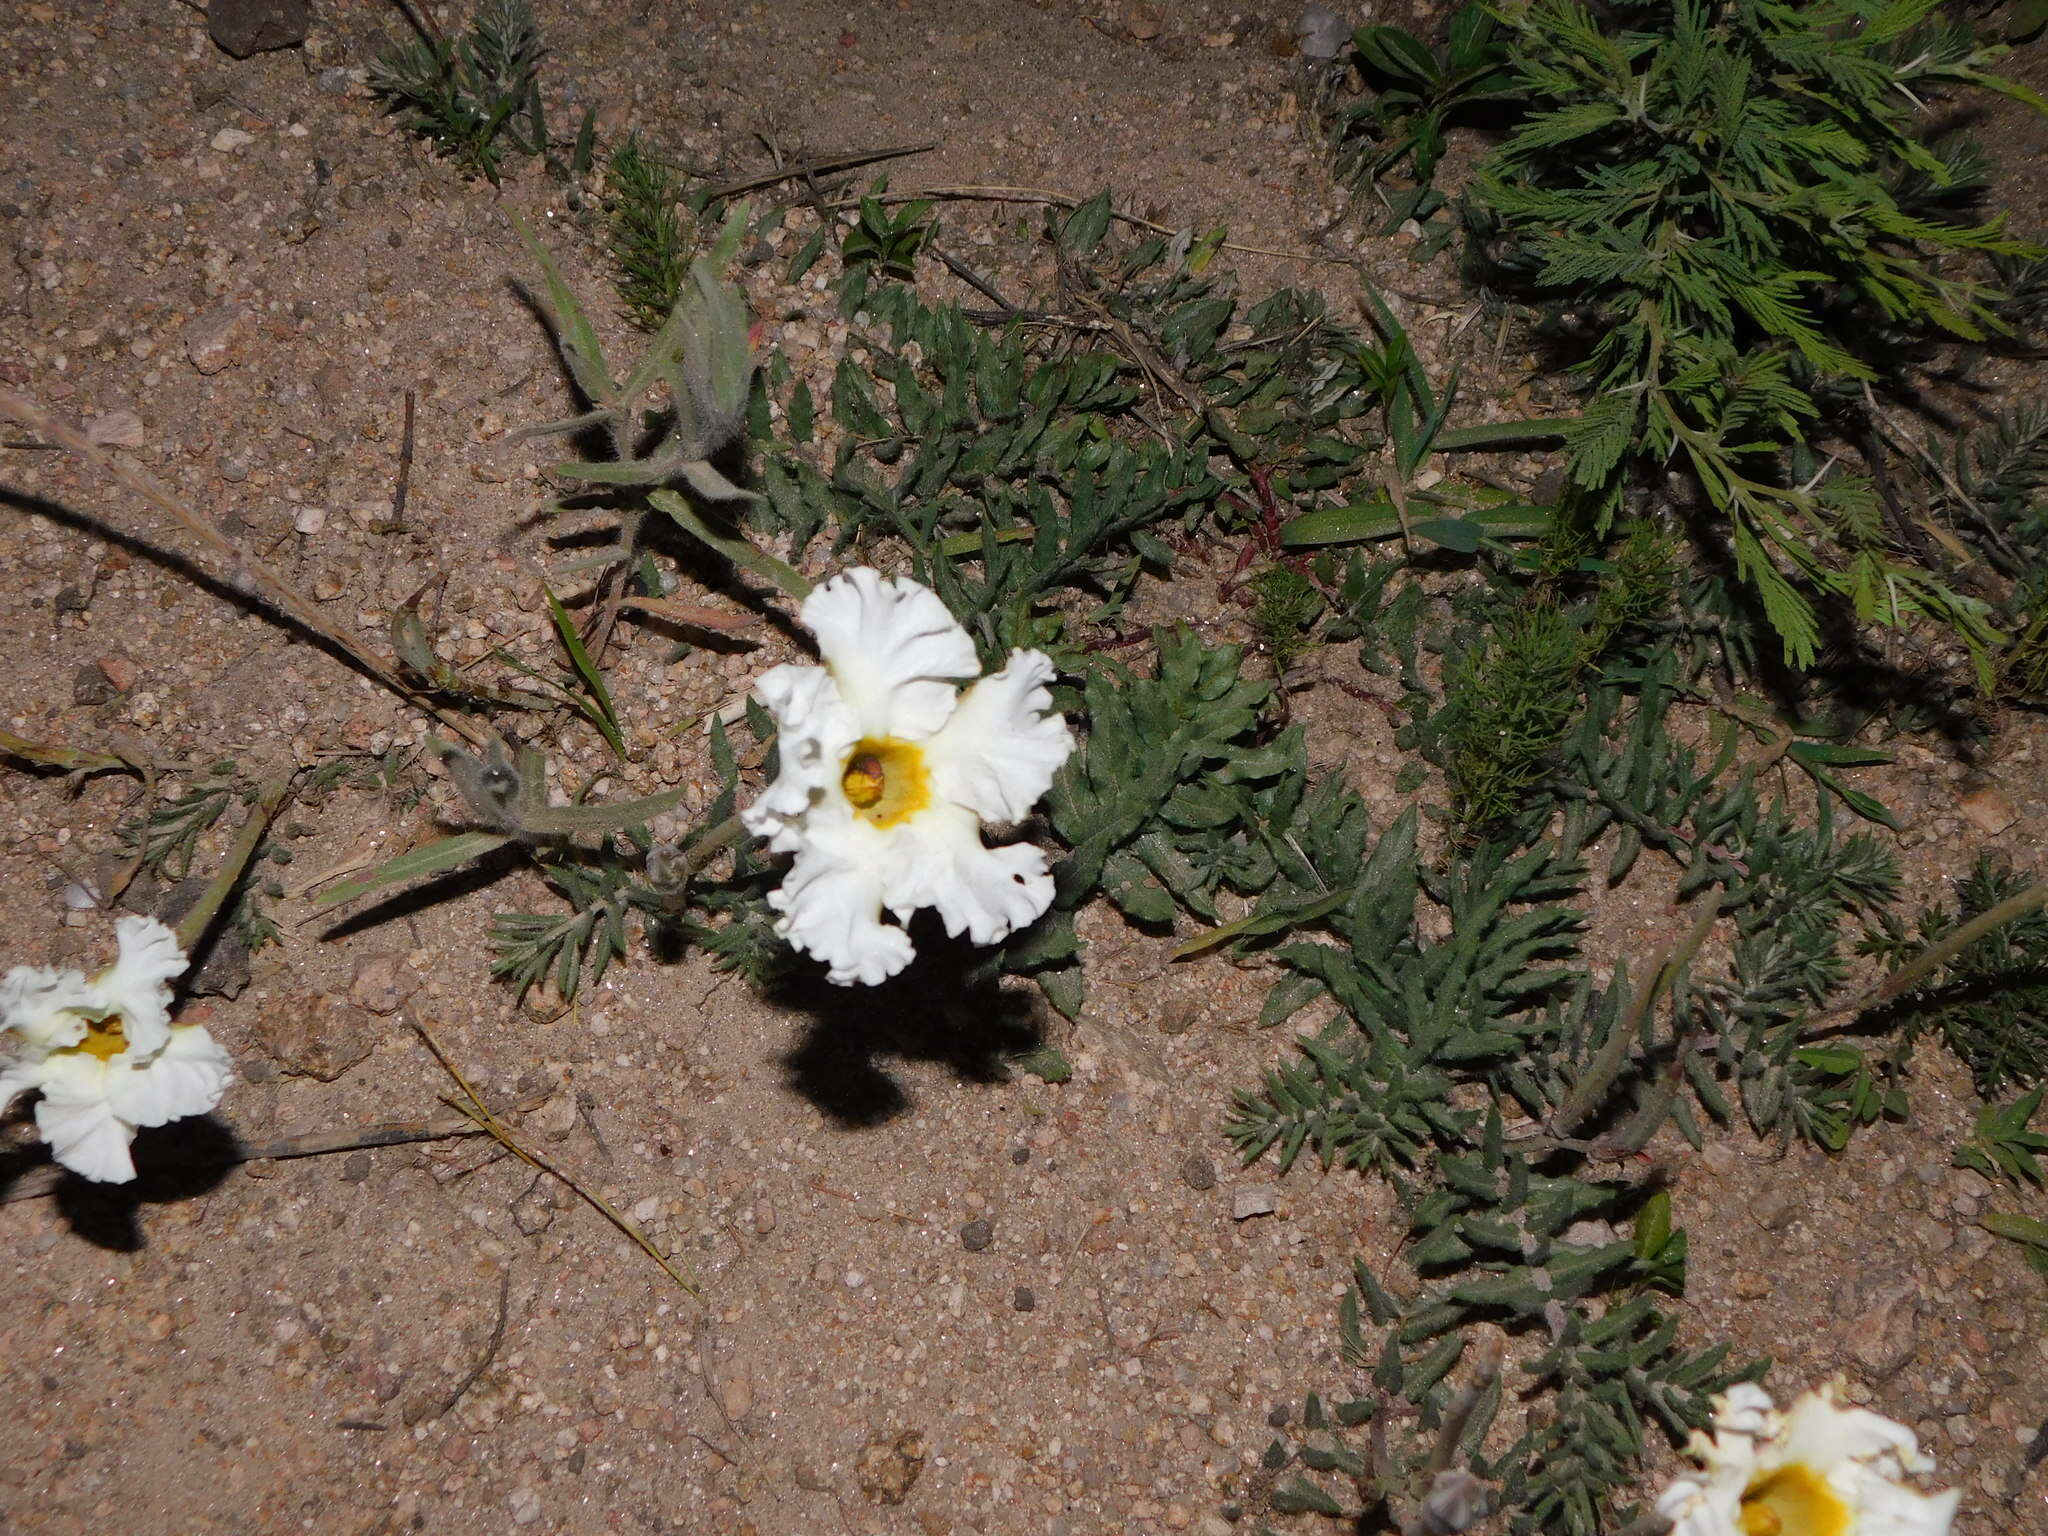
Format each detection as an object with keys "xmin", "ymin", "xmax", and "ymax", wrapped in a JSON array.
[
  {"xmin": 1309, "ymin": 3, "xmax": 1516, "ymax": 249},
  {"xmin": 836, "ymin": 188, "xmax": 935, "ymax": 302},
  {"xmin": 603, "ymin": 135, "xmax": 695, "ymax": 330},
  {"xmin": 1435, "ymin": 604, "xmax": 1585, "ymax": 829},
  {"xmin": 370, "ymin": 0, "xmax": 551, "ymax": 185},
  {"xmin": 119, "ymin": 763, "xmax": 245, "ymax": 878},
  {"xmin": 1955, "ymin": 1086, "xmax": 2048, "ymax": 1186},
  {"xmin": 1249, "ymin": 563, "xmax": 1324, "ymax": 668},
  {"xmin": 1474, "ymin": 0, "xmax": 2042, "ymax": 676}
]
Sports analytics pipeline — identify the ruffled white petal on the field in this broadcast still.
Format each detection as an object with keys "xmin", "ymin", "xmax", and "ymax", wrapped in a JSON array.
[
  {"xmin": 744, "ymin": 662, "xmax": 861, "ymax": 855},
  {"xmin": 744, "ymin": 570, "xmax": 1071, "ymax": 985},
  {"xmin": 1707, "ymin": 1383, "xmax": 1776, "ymax": 1442},
  {"xmin": 1776, "ymin": 1383, "xmax": 1931, "ymax": 1478},
  {"xmin": 1656, "ymin": 1477, "xmax": 1736, "ymax": 1536},
  {"xmin": 32, "ymin": 1054, "xmax": 136, "ymax": 1184},
  {"xmin": 801, "ymin": 568, "xmax": 977, "ymax": 740},
  {"xmin": 768, "ymin": 816, "xmax": 916, "ymax": 986},
  {"xmin": 86, "ymin": 915, "xmax": 187, "ymax": 1056},
  {"xmin": 1657, "ymin": 1381, "xmax": 1959, "ymax": 1536},
  {"xmin": 0, "ymin": 963, "xmax": 98, "ymax": 1050},
  {"xmin": 881, "ymin": 804, "xmax": 1055, "ymax": 946},
  {"xmin": 0, "ymin": 1060, "xmax": 44, "ymax": 1113},
  {"xmin": 924, "ymin": 649, "xmax": 1074, "ymax": 824},
  {"xmin": 102, "ymin": 1024, "xmax": 232, "ymax": 1129},
  {"xmin": 1843, "ymin": 1479, "xmax": 1959, "ymax": 1536}
]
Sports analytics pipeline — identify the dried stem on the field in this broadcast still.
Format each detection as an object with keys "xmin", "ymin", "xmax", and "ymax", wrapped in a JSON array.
[
  {"xmin": 405, "ymin": 1007, "xmax": 699, "ymax": 1296},
  {"xmin": 0, "ymin": 1092, "xmax": 550, "ymax": 1204},
  {"xmin": 0, "ymin": 389, "xmax": 485, "ymax": 746},
  {"xmin": 173, "ymin": 776, "xmax": 295, "ymax": 954},
  {"xmin": 1804, "ymin": 879, "xmax": 2048, "ymax": 1037}
]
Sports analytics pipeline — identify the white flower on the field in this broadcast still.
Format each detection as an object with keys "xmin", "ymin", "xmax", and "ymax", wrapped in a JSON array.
[
  {"xmin": 743, "ymin": 568, "xmax": 1075, "ymax": 986},
  {"xmin": 1658, "ymin": 1379, "xmax": 1960, "ymax": 1536},
  {"xmin": 0, "ymin": 916, "xmax": 231, "ymax": 1183}
]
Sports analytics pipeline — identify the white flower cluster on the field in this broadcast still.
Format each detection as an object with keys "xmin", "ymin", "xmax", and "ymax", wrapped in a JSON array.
[
  {"xmin": 1, "ymin": 915, "xmax": 230, "ymax": 1183},
  {"xmin": 1659, "ymin": 1379, "xmax": 1959, "ymax": 1536},
  {"xmin": 743, "ymin": 568, "xmax": 1074, "ymax": 985}
]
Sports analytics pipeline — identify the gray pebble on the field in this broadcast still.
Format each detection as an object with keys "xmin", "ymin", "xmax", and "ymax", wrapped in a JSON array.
[
  {"xmin": 72, "ymin": 664, "xmax": 115, "ymax": 706},
  {"xmin": 959, "ymin": 1218, "xmax": 994, "ymax": 1252},
  {"xmin": 1181, "ymin": 1154, "xmax": 1216, "ymax": 1191},
  {"xmin": 1232, "ymin": 1185, "xmax": 1278, "ymax": 1221},
  {"xmin": 208, "ymin": 0, "xmax": 311, "ymax": 59},
  {"xmin": 1013, "ymin": 1286, "xmax": 1036, "ymax": 1312},
  {"xmin": 339, "ymin": 1152, "xmax": 373, "ymax": 1184},
  {"xmin": 1843, "ymin": 1284, "xmax": 1919, "ymax": 1379}
]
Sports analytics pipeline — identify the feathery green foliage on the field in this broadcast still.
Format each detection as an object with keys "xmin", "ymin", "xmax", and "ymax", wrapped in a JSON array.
[
  {"xmin": 119, "ymin": 763, "xmax": 244, "ymax": 878},
  {"xmin": 370, "ymin": 0, "xmax": 550, "ymax": 185},
  {"xmin": 1312, "ymin": 0, "xmax": 2046, "ymax": 680},
  {"xmin": 603, "ymin": 135, "xmax": 695, "ymax": 330},
  {"xmin": 1864, "ymin": 855, "xmax": 2048, "ymax": 1093},
  {"xmin": 1475, "ymin": 0, "xmax": 2041, "ymax": 676}
]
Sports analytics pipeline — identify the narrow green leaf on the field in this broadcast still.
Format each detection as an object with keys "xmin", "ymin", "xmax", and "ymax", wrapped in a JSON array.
[
  {"xmin": 319, "ymin": 832, "xmax": 513, "ymax": 905},
  {"xmin": 545, "ymin": 585, "xmax": 625, "ymax": 757},
  {"xmin": 1982, "ymin": 1210, "xmax": 2048, "ymax": 1249}
]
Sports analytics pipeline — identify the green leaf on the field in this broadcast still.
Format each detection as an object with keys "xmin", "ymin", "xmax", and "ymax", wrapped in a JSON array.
[
  {"xmin": 1270, "ymin": 1477, "xmax": 1344, "ymax": 1517},
  {"xmin": 1281, "ymin": 501, "xmax": 1403, "ymax": 546},
  {"xmin": 1171, "ymin": 887, "xmax": 1355, "ymax": 960},
  {"xmin": 1983, "ymin": 1210, "xmax": 2048, "ymax": 1249},
  {"xmin": 1356, "ymin": 26, "xmax": 1442, "ymax": 88},
  {"xmin": 509, "ymin": 213, "xmax": 617, "ymax": 403},
  {"xmin": 545, "ymin": 584, "xmax": 626, "ymax": 757},
  {"xmin": 1634, "ymin": 1191, "xmax": 1673, "ymax": 1261},
  {"xmin": 554, "ymin": 458, "xmax": 662, "ymax": 486},
  {"xmin": 318, "ymin": 832, "xmax": 514, "ymax": 905},
  {"xmin": 1012, "ymin": 1042, "xmax": 1074, "ymax": 1083},
  {"xmin": 1794, "ymin": 1045, "xmax": 1863, "ymax": 1076}
]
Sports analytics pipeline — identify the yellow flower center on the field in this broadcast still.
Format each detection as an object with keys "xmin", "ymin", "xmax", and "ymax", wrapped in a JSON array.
[
  {"xmin": 72, "ymin": 1013, "xmax": 131, "ymax": 1063},
  {"xmin": 840, "ymin": 737, "xmax": 931, "ymax": 828},
  {"xmin": 1740, "ymin": 1465, "xmax": 1849, "ymax": 1536}
]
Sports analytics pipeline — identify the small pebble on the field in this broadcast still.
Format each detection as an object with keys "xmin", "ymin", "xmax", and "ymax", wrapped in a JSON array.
[
  {"xmin": 1232, "ymin": 1185, "xmax": 1277, "ymax": 1221},
  {"xmin": 752, "ymin": 1200, "xmax": 776, "ymax": 1236},
  {"xmin": 86, "ymin": 409, "xmax": 144, "ymax": 449},
  {"xmin": 340, "ymin": 1152, "xmax": 372, "ymax": 1185},
  {"xmin": 1957, "ymin": 785, "xmax": 2017, "ymax": 836},
  {"xmin": 1013, "ymin": 1286, "xmax": 1036, "ymax": 1312},
  {"xmin": 959, "ymin": 1218, "xmax": 994, "ymax": 1252},
  {"xmin": 1180, "ymin": 1154, "xmax": 1216, "ymax": 1191}
]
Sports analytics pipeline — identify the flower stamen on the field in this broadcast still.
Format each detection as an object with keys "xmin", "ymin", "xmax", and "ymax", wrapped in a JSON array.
[
  {"xmin": 1740, "ymin": 1465, "xmax": 1849, "ymax": 1536},
  {"xmin": 840, "ymin": 738, "xmax": 931, "ymax": 828},
  {"xmin": 74, "ymin": 1015, "xmax": 130, "ymax": 1063}
]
